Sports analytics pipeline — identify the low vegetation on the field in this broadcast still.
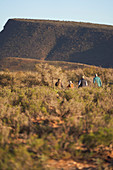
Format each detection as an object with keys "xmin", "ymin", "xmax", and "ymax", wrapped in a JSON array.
[{"xmin": 0, "ymin": 62, "xmax": 113, "ymax": 169}]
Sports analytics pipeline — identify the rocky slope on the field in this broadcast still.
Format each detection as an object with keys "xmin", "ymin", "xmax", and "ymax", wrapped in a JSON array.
[{"xmin": 0, "ymin": 18, "xmax": 113, "ymax": 67}]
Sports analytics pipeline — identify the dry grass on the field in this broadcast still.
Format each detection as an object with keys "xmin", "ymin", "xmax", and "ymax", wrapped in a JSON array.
[{"xmin": 0, "ymin": 62, "xmax": 113, "ymax": 169}]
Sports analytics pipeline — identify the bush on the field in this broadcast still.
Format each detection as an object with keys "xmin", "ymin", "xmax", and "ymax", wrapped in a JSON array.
[{"xmin": 0, "ymin": 64, "xmax": 113, "ymax": 168}]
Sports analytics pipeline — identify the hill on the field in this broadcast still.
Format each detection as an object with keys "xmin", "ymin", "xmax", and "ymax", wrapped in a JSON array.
[
  {"xmin": 0, "ymin": 57, "xmax": 96, "ymax": 72},
  {"xmin": 0, "ymin": 19, "xmax": 113, "ymax": 68}
]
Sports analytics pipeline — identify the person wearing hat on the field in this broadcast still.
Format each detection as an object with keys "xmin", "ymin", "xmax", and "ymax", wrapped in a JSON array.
[
  {"xmin": 93, "ymin": 74, "xmax": 102, "ymax": 87},
  {"xmin": 78, "ymin": 75, "xmax": 88, "ymax": 88}
]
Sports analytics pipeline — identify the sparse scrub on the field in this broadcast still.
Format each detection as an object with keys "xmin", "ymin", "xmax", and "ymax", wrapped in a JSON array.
[{"xmin": 0, "ymin": 62, "xmax": 113, "ymax": 169}]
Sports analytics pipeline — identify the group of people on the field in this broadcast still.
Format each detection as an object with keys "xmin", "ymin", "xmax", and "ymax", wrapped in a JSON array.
[
  {"xmin": 78, "ymin": 74, "xmax": 102, "ymax": 88},
  {"xmin": 55, "ymin": 74, "xmax": 102, "ymax": 89}
]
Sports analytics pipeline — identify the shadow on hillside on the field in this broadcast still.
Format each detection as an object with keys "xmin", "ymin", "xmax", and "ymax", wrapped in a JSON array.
[
  {"xmin": 46, "ymin": 36, "xmax": 113, "ymax": 68},
  {"xmin": 69, "ymin": 39, "xmax": 113, "ymax": 68},
  {"xmin": 45, "ymin": 35, "xmax": 72, "ymax": 61}
]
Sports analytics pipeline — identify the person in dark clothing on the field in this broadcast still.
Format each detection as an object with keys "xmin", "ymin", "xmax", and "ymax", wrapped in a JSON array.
[
  {"xmin": 78, "ymin": 76, "xmax": 88, "ymax": 88},
  {"xmin": 55, "ymin": 79, "xmax": 63, "ymax": 88}
]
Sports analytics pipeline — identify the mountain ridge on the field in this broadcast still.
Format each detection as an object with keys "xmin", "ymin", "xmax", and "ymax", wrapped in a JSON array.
[{"xmin": 0, "ymin": 18, "xmax": 113, "ymax": 68}]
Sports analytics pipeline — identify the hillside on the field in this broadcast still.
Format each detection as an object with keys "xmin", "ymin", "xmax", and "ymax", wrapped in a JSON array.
[
  {"xmin": 0, "ymin": 57, "xmax": 96, "ymax": 72},
  {"xmin": 0, "ymin": 19, "xmax": 113, "ymax": 68},
  {"xmin": 0, "ymin": 60, "xmax": 113, "ymax": 169}
]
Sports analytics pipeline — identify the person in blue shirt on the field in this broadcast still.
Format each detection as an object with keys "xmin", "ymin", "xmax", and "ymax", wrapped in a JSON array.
[{"xmin": 93, "ymin": 74, "xmax": 102, "ymax": 87}]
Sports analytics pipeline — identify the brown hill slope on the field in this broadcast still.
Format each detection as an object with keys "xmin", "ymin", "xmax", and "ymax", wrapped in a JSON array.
[
  {"xmin": 0, "ymin": 57, "xmax": 94, "ymax": 72},
  {"xmin": 0, "ymin": 19, "xmax": 113, "ymax": 68}
]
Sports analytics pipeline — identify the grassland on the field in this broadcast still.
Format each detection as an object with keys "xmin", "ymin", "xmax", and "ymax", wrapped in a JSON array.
[{"xmin": 0, "ymin": 59, "xmax": 113, "ymax": 169}]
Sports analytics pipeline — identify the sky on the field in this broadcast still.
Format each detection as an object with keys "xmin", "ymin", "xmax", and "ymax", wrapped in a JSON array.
[{"xmin": 0, "ymin": 0, "xmax": 113, "ymax": 31}]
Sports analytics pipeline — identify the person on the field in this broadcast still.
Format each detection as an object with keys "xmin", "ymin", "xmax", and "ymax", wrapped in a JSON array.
[
  {"xmin": 67, "ymin": 81, "xmax": 74, "ymax": 89},
  {"xmin": 55, "ymin": 79, "xmax": 63, "ymax": 88},
  {"xmin": 93, "ymin": 74, "xmax": 102, "ymax": 87},
  {"xmin": 78, "ymin": 75, "xmax": 88, "ymax": 88}
]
